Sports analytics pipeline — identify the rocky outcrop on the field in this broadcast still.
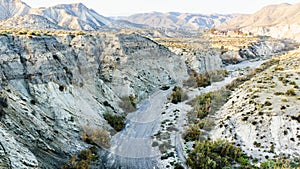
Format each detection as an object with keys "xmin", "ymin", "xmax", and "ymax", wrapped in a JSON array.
[
  {"xmin": 221, "ymin": 40, "xmax": 295, "ymax": 64},
  {"xmin": 0, "ymin": 32, "xmax": 188, "ymax": 168},
  {"xmin": 182, "ymin": 49, "xmax": 223, "ymax": 74}
]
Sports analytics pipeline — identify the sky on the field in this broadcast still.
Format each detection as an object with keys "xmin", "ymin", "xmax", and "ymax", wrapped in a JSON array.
[{"xmin": 21, "ymin": 0, "xmax": 300, "ymax": 16}]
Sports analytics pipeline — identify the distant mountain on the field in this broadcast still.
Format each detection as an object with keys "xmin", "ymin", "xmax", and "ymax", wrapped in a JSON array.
[
  {"xmin": 0, "ymin": 0, "xmax": 143, "ymax": 30},
  {"xmin": 0, "ymin": 0, "xmax": 30, "ymax": 20},
  {"xmin": 121, "ymin": 12, "xmax": 234, "ymax": 29},
  {"xmin": 218, "ymin": 3, "xmax": 300, "ymax": 41},
  {"xmin": 28, "ymin": 3, "xmax": 113, "ymax": 30}
]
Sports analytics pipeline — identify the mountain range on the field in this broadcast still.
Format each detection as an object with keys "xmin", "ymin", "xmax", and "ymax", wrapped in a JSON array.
[
  {"xmin": 218, "ymin": 2, "xmax": 300, "ymax": 41},
  {"xmin": 120, "ymin": 12, "xmax": 233, "ymax": 30},
  {"xmin": 0, "ymin": 0, "xmax": 29, "ymax": 20},
  {"xmin": 0, "ymin": 0, "xmax": 233, "ymax": 31},
  {"xmin": 1, "ymin": 0, "xmax": 300, "ymax": 40},
  {"xmin": 0, "ymin": 0, "xmax": 115, "ymax": 30}
]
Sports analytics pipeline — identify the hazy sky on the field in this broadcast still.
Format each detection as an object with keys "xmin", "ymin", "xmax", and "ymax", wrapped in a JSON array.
[{"xmin": 22, "ymin": 0, "xmax": 300, "ymax": 16}]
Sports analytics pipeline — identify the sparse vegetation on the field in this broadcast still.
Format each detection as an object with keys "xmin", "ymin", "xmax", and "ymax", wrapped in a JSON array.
[
  {"xmin": 226, "ymin": 58, "xmax": 279, "ymax": 91},
  {"xmin": 187, "ymin": 89, "xmax": 231, "ymax": 123}
]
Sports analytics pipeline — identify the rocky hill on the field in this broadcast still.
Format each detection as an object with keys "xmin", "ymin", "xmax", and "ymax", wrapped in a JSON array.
[
  {"xmin": 0, "ymin": 0, "xmax": 146, "ymax": 30},
  {"xmin": 122, "ymin": 12, "xmax": 233, "ymax": 29},
  {"xmin": 0, "ymin": 0, "xmax": 29, "ymax": 20},
  {"xmin": 28, "ymin": 3, "xmax": 113, "ymax": 30},
  {"xmin": 211, "ymin": 51, "xmax": 300, "ymax": 162},
  {"xmin": 218, "ymin": 3, "xmax": 300, "ymax": 41}
]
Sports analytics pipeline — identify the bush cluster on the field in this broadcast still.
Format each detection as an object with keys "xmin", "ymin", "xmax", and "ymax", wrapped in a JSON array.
[
  {"xmin": 103, "ymin": 113, "xmax": 125, "ymax": 132},
  {"xmin": 187, "ymin": 140, "xmax": 247, "ymax": 169},
  {"xmin": 169, "ymin": 86, "xmax": 188, "ymax": 104},
  {"xmin": 187, "ymin": 90, "xmax": 231, "ymax": 123},
  {"xmin": 184, "ymin": 69, "xmax": 228, "ymax": 88},
  {"xmin": 62, "ymin": 146, "xmax": 98, "ymax": 169}
]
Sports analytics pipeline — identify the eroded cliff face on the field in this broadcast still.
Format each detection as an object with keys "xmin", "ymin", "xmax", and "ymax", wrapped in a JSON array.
[{"xmin": 0, "ymin": 32, "xmax": 188, "ymax": 168}]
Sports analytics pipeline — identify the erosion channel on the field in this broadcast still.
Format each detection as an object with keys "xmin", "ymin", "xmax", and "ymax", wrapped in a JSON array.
[{"xmin": 101, "ymin": 59, "xmax": 267, "ymax": 169}]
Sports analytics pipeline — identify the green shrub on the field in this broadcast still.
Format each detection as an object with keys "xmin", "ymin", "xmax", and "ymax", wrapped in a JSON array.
[
  {"xmin": 183, "ymin": 124, "xmax": 201, "ymax": 141},
  {"xmin": 260, "ymin": 160, "xmax": 276, "ymax": 169},
  {"xmin": 187, "ymin": 89, "xmax": 231, "ymax": 123},
  {"xmin": 286, "ymin": 88, "xmax": 296, "ymax": 96},
  {"xmin": 195, "ymin": 73, "xmax": 211, "ymax": 87},
  {"xmin": 274, "ymin": 92, "xmax": 284, "ymax": 95},
  {"xmin": 264, "ymin": 101, "xmax": 272, "ymax": 106},
  {"xmin": 103, "ymin": 113, "xmax": 125, "ymax": 132},
  {"xmin": 281, "ymin": 97, "xmax": 288, "ymax": 102},
  {"xmin": 187, "ymin": 139, "xmax": 246, "ymax": 169}
]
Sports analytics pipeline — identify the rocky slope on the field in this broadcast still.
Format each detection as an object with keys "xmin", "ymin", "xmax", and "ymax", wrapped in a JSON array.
[
  {"xmin": 0, "ymin": 14, "xmax": 63, "ymax": 30},
  {"xmin": 0, "ymin": 0, "xmax": 29, "ymax": 20},
  {"xmin": 0, "ymin": 31, "xmax": 188, "ymax": 168},
  {"xmin": 218, "ymin": 3, "xmax": 300, "ymax": 41},
  {"xmin": 154, "ymin": 36, "xmax": 297, "ymax": 75},
  {"xmin": 211, "ymin": 51, "xmax": 300, "ymax": 161},
  {"xmin": 122, "ymin": 12, "xmax": 233, "ymax": 30}
]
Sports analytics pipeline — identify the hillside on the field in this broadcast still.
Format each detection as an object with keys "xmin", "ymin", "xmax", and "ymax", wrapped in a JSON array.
[
  {"xmin": 211, "ymin": 51, "xmax": 300, "ymax": 163},
  {"xmin": 0, "ymin": 14, "xmax": 63, "ymax": 29},
  {"xmin": 218, "ymin": 3, "xmax": 300, "ymax": 41},
  {"xmin": 122, "ymin": 12, "xmax": 233, "ymax": 30}
]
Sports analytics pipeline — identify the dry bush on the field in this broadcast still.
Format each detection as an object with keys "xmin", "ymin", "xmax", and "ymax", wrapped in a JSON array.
[
  {"xmin": 169, "ymin": 86, "xmax": 188, "ymax": 104},
  {"xmin": 184, "ymin": 69, "xmax": 228, "ymax": 88},
  {"xmin": 81, "ymin": 126, "xmax": 110, "ymax": 149},
  {"xmin": 183, "ymin": 124, "xmax": 201, "ymax": 142},
  {"xmin": 62, "ymin": 146, "xmax": 98, "ymax": 169}
]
